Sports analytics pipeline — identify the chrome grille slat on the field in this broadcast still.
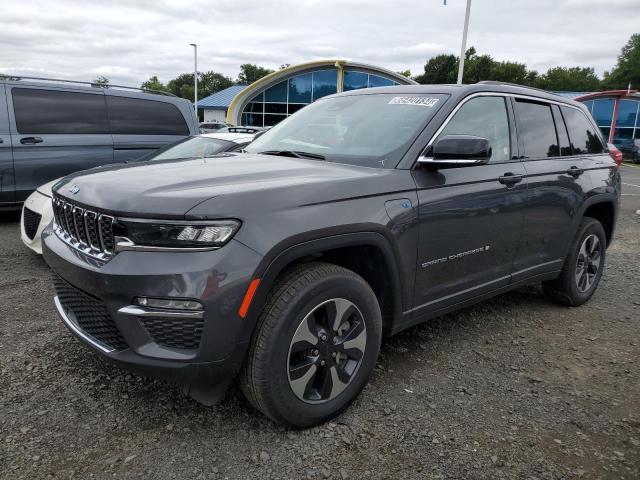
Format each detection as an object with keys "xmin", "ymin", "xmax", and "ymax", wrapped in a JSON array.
[
  {"xmin": 73, "ymin": 206, "xmax": 88, "ymax": 244},
  {"xmin": 52, "ymin": 194, "xmax": 115, "ymax": 260},
  {"xmin": 98, "ymin": 215, "xmax": 115, "ymax": 254},
  {"xmin": 84, "ymin": 211, "xmax": 101, "ymax": 250},
  {"xmin": 62, "ymin": 203, "xmax": 74, "ymax": 235}
]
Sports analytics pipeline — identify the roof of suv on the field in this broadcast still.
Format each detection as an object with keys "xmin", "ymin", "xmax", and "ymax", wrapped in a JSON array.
[
  {"xmin": 0, "ymin": 75, "xmax": 176, "ymax": 98},
  {"xmin": 339, "ymin": 82, "xmax": 585, "ymax": 109}
]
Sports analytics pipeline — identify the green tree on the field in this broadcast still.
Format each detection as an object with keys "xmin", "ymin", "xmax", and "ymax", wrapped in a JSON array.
[
  {"xmin": 237, "ymin": 64, "xmax": 274, "ymax": 84},
  {"xmin": 141, "ymin": 75, "xmax": 168, "ymax": 92},
  {"xmin": 414, "ymin": 54, "xmax": 458, "ymax": 84},
  {"xmin": 535, "ymin": 67, "xmax": 600, "ymax": 91},
  {"xmin": 397, "ymin": 69, "xmax": 412, "ymax": 78},
  {"xmin": 602, "ymin": 33, "xmax": 640, "ymax": 89},
  {"xmin": 199, "ymin": 71, "xmax": 234, "ymax": 97},
  {"xmin": 92, "ymin": 76, "xmax": 109, "ymax": 88},
  {"xmin": 166, "ymin": 73, "xmax": 196, "ymax": 99},
  {"xmin": 162, "ymin": 71, "xmax": 234, "ymax": 100}
]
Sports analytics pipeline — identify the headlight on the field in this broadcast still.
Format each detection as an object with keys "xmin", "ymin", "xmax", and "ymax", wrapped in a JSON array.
[{"xmin": 115, "ymin": 219, "xmax": 241, "ymax": 250}]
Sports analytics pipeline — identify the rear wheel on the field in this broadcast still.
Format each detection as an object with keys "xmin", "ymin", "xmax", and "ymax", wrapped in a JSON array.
[
  {"xmin": 632, "ymin": 152, "xmax": 640, "ymax": 164},
  {"xmin": 543, "ymin": 217, "xmax": 606, "ymax": 306},
  {"xmin": 240, "ymin": 262, "xmax": 382, "ymax": 427}
]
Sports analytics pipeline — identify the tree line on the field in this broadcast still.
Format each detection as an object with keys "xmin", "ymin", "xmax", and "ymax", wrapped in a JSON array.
[
  {"xmin": 87, "ymin": 33, "xmax": 638, "ymax": 99},
  {"xmin": 412, "ymin": 33, "xmax": 638, "ymax": 91}
]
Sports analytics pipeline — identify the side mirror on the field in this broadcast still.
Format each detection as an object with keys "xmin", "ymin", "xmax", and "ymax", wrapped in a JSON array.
[{"xmin": 418, "ymin": 134, "xmax": 491, "ymax": 168}]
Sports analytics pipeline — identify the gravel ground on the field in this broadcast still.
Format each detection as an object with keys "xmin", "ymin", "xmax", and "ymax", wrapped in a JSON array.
[{"xmin": 1, "ymin": 166, "xmax": 639, "ymax": 480}]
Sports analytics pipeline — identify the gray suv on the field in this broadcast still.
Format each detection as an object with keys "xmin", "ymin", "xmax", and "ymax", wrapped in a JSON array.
[
  {"xmin": 0, "ymin": 77, "xmax": 198, "ymax": 208},
  {"xmin": 42, "ymin": 83, "xmax": 620, "ymax": 427}
]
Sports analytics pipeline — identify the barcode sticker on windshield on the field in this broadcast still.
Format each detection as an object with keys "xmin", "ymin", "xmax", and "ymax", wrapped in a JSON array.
[{"xmin": 388, "ymin": 97, "xmax": 440, "ymax": 107}]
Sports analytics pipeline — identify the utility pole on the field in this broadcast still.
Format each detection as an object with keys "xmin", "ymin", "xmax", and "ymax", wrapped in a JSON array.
[
  {"xmin": 190, "ymin": 43, "xmax": 198, "ymax": 120},
  {"xmin": 456, "ymin": 0, "xmax": 472, "ymax": 84}
]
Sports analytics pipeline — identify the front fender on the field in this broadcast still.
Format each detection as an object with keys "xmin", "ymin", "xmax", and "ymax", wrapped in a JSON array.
[{"xmin": 241, "ymin": 230, "xmax": 407, "ymax": 340}]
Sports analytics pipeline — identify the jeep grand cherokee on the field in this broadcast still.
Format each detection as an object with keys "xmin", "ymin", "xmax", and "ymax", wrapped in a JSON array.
[{"xmin": 43, "ymin": 83, "xmax": 621, "ymax": 427}]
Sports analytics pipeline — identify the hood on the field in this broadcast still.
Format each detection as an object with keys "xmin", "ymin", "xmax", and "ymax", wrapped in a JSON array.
[
  {"xmin": 37, "ymin": 178, "xmax": 63, "ymax": 197},
  {"xmin": 52, "ymin": 153, "xmax": 412, "ymax": 219}
]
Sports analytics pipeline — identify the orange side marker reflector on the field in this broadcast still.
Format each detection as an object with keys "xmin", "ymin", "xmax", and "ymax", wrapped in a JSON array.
[{"xmin": 239, "ymin": 279, "xmax": 261, "ymax": 318}]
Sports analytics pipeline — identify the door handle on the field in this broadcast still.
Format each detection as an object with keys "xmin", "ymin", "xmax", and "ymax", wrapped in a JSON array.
[
  {"xmin": 498, "ymin": 173, "xmax": 523, "ymax": 186},
  {"xmin": 20, "ymin": 137, "xmax": 43, "ymax": 145},
  {"xmin": 566, "ymin": 166, "xmax": 584, "ymax": 177}
]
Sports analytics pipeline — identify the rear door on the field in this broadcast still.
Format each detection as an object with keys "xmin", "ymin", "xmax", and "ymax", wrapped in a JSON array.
[
  {"xmin": 411, "ymin": 95, "xmax": 527, "ymax": 315},
  {"xmin": 106, "ymin": 93, "xmax": 192, "ymax": 163},
  {"xmin": 7, "ymin": 85, "xmax": 113, "ymax": 202},
  {"xmin": 0, "ymin": 84, "xmax": 15, "ymax": 203},
  {"xmin": 512, "ymin": 98, "xmax": 593, "ymax": 281}
]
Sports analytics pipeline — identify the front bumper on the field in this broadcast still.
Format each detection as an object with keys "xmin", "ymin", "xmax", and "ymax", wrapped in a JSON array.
[
  {"xmin": 21, "ymin": 189, "xmax": 53, "ymax": 254},
  {"xmin": 43, "ymin": 226, "xmax": 263, "ymax": 387}
]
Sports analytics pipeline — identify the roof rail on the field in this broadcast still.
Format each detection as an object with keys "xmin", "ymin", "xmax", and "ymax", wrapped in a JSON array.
[
  {"xmin": 0, "ymin": 74, "xmax": 177, "ymax": 97},
  {"xmin": 476, "ymin": 80, "xmax": 552, "ymax": 95}
]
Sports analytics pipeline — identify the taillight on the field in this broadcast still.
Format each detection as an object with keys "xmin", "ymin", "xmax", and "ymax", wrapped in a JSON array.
[{"xmin": 608, "ymin": 143, "xmax": 623, "ymax": 166}]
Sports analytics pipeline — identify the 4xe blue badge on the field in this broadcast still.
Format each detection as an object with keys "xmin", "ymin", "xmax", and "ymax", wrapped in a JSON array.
[{"xmin": 69, "ymin": 185, "xmax": 80, "ymax": 194}]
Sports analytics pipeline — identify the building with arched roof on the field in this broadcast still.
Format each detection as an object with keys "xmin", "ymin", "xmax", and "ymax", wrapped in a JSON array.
[{"xmin": 199, "ymin": 60, "xmax": 416, "ymax": 126}]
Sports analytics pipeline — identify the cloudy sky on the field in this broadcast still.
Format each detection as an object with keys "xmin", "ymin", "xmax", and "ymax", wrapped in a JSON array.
[{"xmin": 1, "ymin": 0, "xmax": 638, "ymax": 86}]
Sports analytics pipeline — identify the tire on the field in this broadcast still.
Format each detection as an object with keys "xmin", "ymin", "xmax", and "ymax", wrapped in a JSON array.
[
  {"xmin": 240, "ymin": 262, "xmax": 382, "ymax": 427},
  {"xmin": 633, "ymin": 153, "xmax": 640, "ymax": 164},
  {"xmin": 543, "ymin": 217, "xmax": 606, "ymax": 307}
]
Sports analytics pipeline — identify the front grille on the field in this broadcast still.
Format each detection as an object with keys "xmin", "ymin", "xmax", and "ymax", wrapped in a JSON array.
[
  {"xmin": 53, "ymin": 274, "xmax": 128, "ymax": 351},
  {"xmin": 52, "ymin": 195, "xmax": 115, "ymax": 258},
  {"xmin": 141, "ymin": 316, "xmax": 204, "ymax": 350},
  {"xmin": 23, "ymin": 207, "xmax": 42, "ymax": 240}
]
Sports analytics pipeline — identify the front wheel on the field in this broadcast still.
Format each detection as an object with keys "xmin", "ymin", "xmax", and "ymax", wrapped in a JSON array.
[
  {"xmin": 240, "ymin": 262, "xmax": 382, "ymax": 427},
  {"xmin": 543, "ymin": 217, "xmax": 606, "ymax": 306}
]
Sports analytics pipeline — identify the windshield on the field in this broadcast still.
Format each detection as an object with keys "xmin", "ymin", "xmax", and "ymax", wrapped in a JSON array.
[
  {"xmin": 143, "ymin": 136, "xmax": 234, "ymax": 161},
  {"xmin": 245, "ymin": 93, "xmax": 448, "ymax": 168}
]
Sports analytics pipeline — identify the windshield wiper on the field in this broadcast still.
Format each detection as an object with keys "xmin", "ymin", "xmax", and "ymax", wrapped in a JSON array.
[{"xmin": 258, "ymin": 150, "xmax": 325, "ymax": 160}]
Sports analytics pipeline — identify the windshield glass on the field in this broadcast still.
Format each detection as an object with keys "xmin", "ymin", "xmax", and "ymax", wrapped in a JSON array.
[
  {"xmin": 245, "ymin": 93, "xmax": 448, "ymax": 168},
  {"xmin": 147, "ymin": 136, "xmax": 234, "ymax": 161}
]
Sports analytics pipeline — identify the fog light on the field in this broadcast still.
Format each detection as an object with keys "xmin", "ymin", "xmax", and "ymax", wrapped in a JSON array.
[{"xmin": 135, "ymin": 296, "xmax": 203, "ymax": 311}]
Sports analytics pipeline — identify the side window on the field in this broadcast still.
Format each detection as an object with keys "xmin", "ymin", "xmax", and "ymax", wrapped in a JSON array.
[
  {"xmin": 107, "ymin": 96, "xmax": 190, "ymax": 135},
  {"xmin": 437, "ymin": 96, "xmax": 510, "ymax": 162},
  {"xmin": 12, "ymin": 88, "xmax": 108, "ymax": 134},
  {"xmin": 514, "ymin": 100, "xmax": 558, "ymax": 159},
  {"xmin": 551, "ymin": 105, "xmax": 572, "ymax": 156},
  {"xmin": 561, "ymin": 106, "xmax": 605, "ymax": 155}
]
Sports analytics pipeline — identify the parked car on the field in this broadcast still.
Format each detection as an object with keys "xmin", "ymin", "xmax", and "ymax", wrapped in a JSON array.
[
  {"xmin": 43, "ymin": 83, "xmax": 620, "ymax": 427},
  {"xmin": 0, "ymin": 76, "xmax": 199, "ymax": 209},
  {"xmin": 615, "ymin": 138, "xmax": 640, "ymax": 163},
  {"xmin": 199, "ymin": 121, "xmax": 231, "ymax": 133},
  {"xmin": 21, "ymin": 131, "xmax": 258, "ymax": 254}
]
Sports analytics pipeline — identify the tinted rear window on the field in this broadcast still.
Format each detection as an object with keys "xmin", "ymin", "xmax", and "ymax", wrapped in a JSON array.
[
  {"xmin": 515, "ymin": 100, "xmax": 558, "ymax": 158},
  {"xmin": 560, "ymin": 106, "xmax": 605, "ymax": 155},
  {"xmin": 107, "ymin": 96, "xmax": 189, "ymax": 135},
  {"xmin": 12, "ymin": 88, "xmax": 109, "ymax": 134}
]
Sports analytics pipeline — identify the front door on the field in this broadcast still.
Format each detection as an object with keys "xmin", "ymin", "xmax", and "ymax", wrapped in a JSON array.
[
  {"xmin": 7, "ymin": 85, "xmax": 114, "ymax": 202},
  {"xmin": 411, "ymin": 95, "xmax": 527, "ymax": 317}
]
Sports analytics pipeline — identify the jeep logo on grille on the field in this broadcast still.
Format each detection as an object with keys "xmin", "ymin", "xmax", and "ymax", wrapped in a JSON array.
[{"xmin": 69, "ymin": 185, "xmax": 80, "ymax": 194}]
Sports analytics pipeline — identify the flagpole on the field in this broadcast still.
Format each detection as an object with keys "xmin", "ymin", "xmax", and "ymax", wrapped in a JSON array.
[{"xmin": 456, "ymin": 0, "xmax": 472, "ymax": 84}]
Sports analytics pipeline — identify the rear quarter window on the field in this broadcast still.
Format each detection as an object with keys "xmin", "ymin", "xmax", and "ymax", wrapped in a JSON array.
[
  {"xmin": 12, "ymin": 88, "xmax": 109, "ymax": 134},
  {"xmin": 560, "ymin": 106, "xmax": 605, "ymax": 155},
  {"xmin": 107, "ymin": 96, "xmax": 190, "ymax": 135}
]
